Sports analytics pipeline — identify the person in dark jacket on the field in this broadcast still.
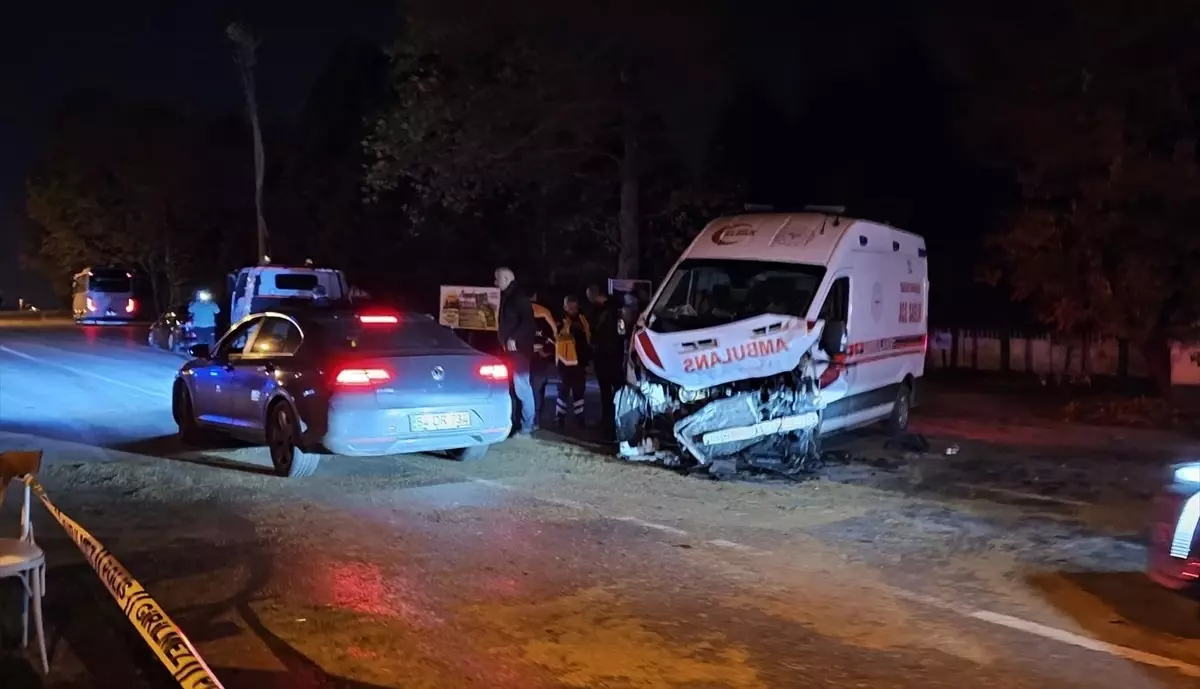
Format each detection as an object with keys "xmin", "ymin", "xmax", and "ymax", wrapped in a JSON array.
[
  {"xmin": 586, "ymin": 284, "xmax": 624, "ymax": 435},
  {"xmin": 495, "ymin": 267, "xmax": 536, "ymax": 437},
  {"xmin": 529, "ymin": 290, "xmax": 558, "ymax": 431}
]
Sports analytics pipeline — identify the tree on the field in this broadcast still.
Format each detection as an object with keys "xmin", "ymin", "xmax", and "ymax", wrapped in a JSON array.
[
  {"xmin": 26, "ymin": 96, "xmax": 242, "ymax": 309},
  {"xmin": 364, "ymin": 0, "xmax": 733, "ymax": 279},
  {"xmin": 227, "ymin": 22, "xmax": 270, "ymax": 264},
  {"xmin": 928, "ymin": 0, "xmax": 1200, "ymax": 391},
  {"xmin": 273, "ymin": 41, "xmax": 395, "ymax": 273}
]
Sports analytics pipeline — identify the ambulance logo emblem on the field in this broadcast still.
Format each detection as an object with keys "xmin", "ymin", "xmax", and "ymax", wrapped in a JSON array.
[{"xmin": 711, "ymin": 224, "xmax": 756, "ymax": 246}]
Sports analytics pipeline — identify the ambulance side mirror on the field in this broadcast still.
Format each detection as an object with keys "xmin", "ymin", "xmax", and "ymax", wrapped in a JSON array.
[{"xmin": 820, "ymin": 320, "xmax": 848, "ymax": 356}]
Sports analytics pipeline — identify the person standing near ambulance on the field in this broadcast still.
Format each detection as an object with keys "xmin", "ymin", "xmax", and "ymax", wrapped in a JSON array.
[
  {"xmin": 586, "ymin": 284, "xmax": 623, "ymax": 435},
  {"xmin": 555, "ymin": 295, "xmax": 592, "ymax": 428},
  {"xmin": 188, "ymin": 289, "xmax": 221, "ymax": 348},
  {"xmin": 495, "ymin": 267, "xmax": 537, "ymax": 438}
]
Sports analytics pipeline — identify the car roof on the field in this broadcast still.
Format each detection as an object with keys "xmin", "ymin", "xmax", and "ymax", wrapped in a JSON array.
[{"xmin": 248, "ymin": 306, "xmax": 436, "ymax": 325}]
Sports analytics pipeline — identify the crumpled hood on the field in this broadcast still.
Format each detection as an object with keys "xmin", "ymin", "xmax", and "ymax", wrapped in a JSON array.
[{"xmin": 633, "ymin": 314, "xmax": 824, "ymax": 391}]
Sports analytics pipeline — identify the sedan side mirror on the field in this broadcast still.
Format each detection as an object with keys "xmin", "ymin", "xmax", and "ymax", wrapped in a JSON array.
[
  {"xmin": 188, "ymin": 343, "xmax": 211, "ymax": 360},
  {"xmin": 819, "ymin": 320, "xmax": 848, "ymax": 356}
]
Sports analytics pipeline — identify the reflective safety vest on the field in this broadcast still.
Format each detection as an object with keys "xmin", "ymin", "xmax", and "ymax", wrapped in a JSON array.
[
  {"xmin": 556, "ymin": 314, "xmax": 591, "ymax": 366},
  {"xmin": 532, "ymin": 303, "xmax": 557, "ymax": 357}
]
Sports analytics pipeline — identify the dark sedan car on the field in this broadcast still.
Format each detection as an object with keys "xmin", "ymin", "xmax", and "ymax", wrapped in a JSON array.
[
  {"xmin": 172, "ymin": 306, "xmax": 514, "ymax": 477},
  {"xmin": 1148, "ymin": 462, "xmax": 1200, "ymax": 592},
  {"xmin": 147, "ymin": 303, "xmax": 194, "ymax": 352}
]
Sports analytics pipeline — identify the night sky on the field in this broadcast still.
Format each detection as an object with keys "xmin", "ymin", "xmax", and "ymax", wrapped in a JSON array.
[
  {"xmin": 0, "ymin": 1, "xmax": 995, "ymax": 318},
  {"xmin": 0, "ymin": 0, "xmax": 398, "ymax": 303}
]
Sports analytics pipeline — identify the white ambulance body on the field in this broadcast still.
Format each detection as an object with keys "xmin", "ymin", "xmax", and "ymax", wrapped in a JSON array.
[{"xmin": 627, "ymin": 211, "xmax": 927, "ymax": 456}]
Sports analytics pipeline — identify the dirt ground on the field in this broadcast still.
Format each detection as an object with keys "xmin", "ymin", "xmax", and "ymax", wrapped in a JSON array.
[{"xmin": 2, "ymin": 325, "xmax": 1200, "ymax": 688}]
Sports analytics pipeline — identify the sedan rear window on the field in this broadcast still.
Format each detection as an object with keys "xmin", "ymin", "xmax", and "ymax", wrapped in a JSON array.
[
  {"xmin": 89, "ymin": 276, "xmax": 133, "ymax": 293},
  {"xmin": 273, "ymin": 273, "xmax": 320, "ymax": 291},
  {"xmin": 314, "ymin": 315, "xmax": 472, "ymax": 354}
]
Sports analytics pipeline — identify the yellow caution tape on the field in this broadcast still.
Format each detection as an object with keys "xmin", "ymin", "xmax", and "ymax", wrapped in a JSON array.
[{"xmin": 24, "ymin": 476, "xmax": 224, "ymax": 689}]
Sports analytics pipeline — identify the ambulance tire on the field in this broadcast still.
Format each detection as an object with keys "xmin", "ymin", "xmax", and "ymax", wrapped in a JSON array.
[{"xmin": 885, "ymin": 382, "xmax": 912, "ymax": 436}]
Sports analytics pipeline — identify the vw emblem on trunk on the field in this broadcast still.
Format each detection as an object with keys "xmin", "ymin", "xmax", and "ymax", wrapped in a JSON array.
[{"xmin": 430, "ymin": 366, "xmax": 445, "ymax": 381}]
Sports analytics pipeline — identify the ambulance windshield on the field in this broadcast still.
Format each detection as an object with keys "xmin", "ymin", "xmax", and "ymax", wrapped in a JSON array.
[{"xmin": 649, "ymin": 258, "xmax": 826, "ymax": 332}]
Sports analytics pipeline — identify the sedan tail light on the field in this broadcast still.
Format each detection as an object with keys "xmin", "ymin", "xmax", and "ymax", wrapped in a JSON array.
[
  {"xmin": 335, "ymin": 368, "xmax": 393, "ymax": 386},
  {"xmin": 358, "ymin": 314, "xmax": 398, "ymax": 325},
  {"xmin": 125, "ymin": 298, "xmax": 137, "ymax": 313},
  {"xmin": 478, "ymin": 363, "xmax": 509, "ymax": 381}
]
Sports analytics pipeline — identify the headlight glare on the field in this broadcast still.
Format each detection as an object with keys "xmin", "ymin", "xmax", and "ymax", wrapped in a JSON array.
[{"xmin": 1174, "ymin": 465, "xmax": 1200, "ymax": 484}]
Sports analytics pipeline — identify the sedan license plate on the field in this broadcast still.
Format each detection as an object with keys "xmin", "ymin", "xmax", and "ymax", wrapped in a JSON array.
[{"xmin": 411, "ymin": 411, "xmax": 471, "ymax": 432}]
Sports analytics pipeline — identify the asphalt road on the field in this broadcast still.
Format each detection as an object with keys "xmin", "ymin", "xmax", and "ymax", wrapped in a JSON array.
[{"xmin": 1, "ymin": 324, "xmax": 1199, "ymax": 688}]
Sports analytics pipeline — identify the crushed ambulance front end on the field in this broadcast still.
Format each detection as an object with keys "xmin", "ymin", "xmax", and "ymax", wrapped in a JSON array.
[{"xmin": 616, "ymin": 313, "xmax": 832, "ymax": 475}]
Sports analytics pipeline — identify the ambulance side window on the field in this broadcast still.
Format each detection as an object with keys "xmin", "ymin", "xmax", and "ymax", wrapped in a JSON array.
[
  {"xmin": 817, "ymin": 277, "xmax": 850, "ymax": 355},
  {"xmin": 818, "ymin": 277, "xmax": 850, "ymax": 324}
]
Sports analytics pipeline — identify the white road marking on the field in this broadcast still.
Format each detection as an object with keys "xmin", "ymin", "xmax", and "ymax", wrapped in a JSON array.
[
  {"xmin": 610, "ymin": 515, "xmax": 690, "ymax": 536},
  {"xmin": 889, "ymin": 583, "xmax": 1200, "ymax": 676},
  {"xmin": 540, "ymin": 496, "xmax": 586, "ymax": 509},
  {"xmin": 0, "ymin": 344, "xmax": 170, "ymax": 399},
  {"xmin": 706, "ymin": 538, "xmax": 758, "ymax": 553},
  {"xmin": 468, "ymin": 478, "xmax": 515, "ymax": 490},
  {"xmin": 969, "ymin": 610, "xmax": 1200, "ymax": 677},
  {"xmin": 468, "ymin": 478, "xmax": 592, "ymax": 510},
  {"xmin": 467, "ymin": 474, "xmax": 1200, "ymax": 676},
  {"xmin": 956, "ymin": 483, "xmax": 1094, "ymax": 507}
]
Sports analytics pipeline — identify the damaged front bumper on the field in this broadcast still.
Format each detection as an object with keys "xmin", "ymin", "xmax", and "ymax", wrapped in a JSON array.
[
  {"xmin": 615, "ymin": 366, "xmax": 824, "ymax": 472},
  {"xmin": 699, "ymin": 410, "xmax": 820, "ymax": 446}
]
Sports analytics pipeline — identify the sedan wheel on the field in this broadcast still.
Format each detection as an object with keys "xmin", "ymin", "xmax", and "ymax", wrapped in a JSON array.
[
  {"xmin": 174, "ymin": 384, "xmax": 206, "ymax": 446},
  {"xmin": 448, "ymin": 445, "xmax": 490, "ymax": 462},
  {"xmin": 266, "ymin": 403, "xmax": 320, "ymax": 478}
]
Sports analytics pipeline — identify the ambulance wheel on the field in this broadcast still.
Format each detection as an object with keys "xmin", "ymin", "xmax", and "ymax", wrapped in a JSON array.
[{"xmin": 885, "ymin": 383, "xmax": 912, "ymax": 436}]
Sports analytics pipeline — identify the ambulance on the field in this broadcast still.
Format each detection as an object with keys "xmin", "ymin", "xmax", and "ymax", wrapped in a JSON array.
[{"xmin": 618, "ymin": 209, "xmax": 928, "ymax": 470}]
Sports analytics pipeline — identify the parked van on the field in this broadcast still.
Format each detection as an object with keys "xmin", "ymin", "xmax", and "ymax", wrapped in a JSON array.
[
  {"xmin": 619, "ymin": 210, "xmax": 927, "ymax": 469},
  {"xmin": 227, "ymin": 264, "xmax": 349, "ymax": 325},
  {"xmin": 72, "ymin": 267, "xmax": 138, "ymax": 324}
]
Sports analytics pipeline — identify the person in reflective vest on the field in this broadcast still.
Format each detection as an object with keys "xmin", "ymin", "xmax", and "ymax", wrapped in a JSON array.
[
  {"xmin": 529, "ymin": 291, "xmax": 558, "ymax": 431},
  {"xmin": 555, "ymin": 295, "xmax": 592, "ymax": 428}
]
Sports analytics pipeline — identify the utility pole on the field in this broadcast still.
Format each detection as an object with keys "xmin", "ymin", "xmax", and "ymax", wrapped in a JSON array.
[{"xmin": 226, "ymin": 22, "xmax": 270, "ymax": 264}]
